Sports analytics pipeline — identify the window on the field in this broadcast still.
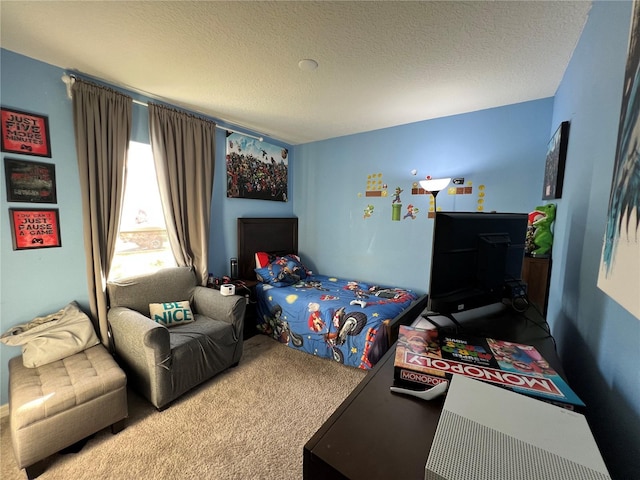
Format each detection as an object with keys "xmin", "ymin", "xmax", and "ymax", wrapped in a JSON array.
[{"xmin": 109, "ymin": 142, "xmax": 176, "ymax": 280}]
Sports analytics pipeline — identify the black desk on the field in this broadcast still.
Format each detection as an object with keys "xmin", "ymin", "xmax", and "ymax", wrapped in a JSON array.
[{"xmin": 303, "ymin": 305, "xmax": 563, "ymax": 480}]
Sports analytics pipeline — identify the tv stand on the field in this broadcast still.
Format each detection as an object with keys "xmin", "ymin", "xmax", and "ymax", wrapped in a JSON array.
[
  {"xmin": 420, "ymin": 302, "xmax": 510, "ymax": 331},
  {"xmin": 421, "ymin": 311, "xmax": 463, "ymax": 331},
  {"xmin": 304, "ymin": 305, "xmax": 565, "ymax": 480}
]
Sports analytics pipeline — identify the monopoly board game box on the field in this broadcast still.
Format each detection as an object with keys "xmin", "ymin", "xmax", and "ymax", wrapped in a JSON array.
[{"xmin": 393, "ymin": 325, "xmax": 585, "ymax": 410}]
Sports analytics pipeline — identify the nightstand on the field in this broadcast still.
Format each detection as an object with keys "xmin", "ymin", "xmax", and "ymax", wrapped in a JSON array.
[
  {"xmin": 522, "ymin": 255, "xmax": 551, "ymax": 316},
  {"xmin": 233, "ymin": 279, "xmax": 258, "ymax": 340}
]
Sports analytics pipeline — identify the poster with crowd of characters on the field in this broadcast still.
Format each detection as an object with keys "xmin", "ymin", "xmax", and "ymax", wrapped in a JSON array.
[{"xmin": 226, "ymin": 131, "xmax": 288, "ymax": 202}]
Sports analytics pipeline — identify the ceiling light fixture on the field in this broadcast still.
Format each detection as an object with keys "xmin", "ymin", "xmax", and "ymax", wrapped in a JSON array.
[{"xmin": 298, "ymin": 59, "xmax": 319, "ymax": 71}]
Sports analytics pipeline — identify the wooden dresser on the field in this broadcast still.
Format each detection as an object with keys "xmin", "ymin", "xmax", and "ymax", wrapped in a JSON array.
[{"xmin": 522, "ymin": 255, "xmax": 551, "ymax": 315}]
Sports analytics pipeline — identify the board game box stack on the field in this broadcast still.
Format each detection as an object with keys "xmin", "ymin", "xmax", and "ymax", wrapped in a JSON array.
[{"xmin": 393, "ymin": 325, "xmax": 585, "ymax": 411}]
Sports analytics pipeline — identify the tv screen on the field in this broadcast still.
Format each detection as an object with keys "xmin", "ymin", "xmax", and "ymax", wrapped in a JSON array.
[{"xmin": 427, "ymin": 212, "xmax": 528, "ymax": 315}]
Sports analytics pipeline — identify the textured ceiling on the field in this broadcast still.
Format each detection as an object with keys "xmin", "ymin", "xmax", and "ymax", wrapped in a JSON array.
[{"xmin": 0, "ymin": 1, "xmax": 592, "ymax": 145}]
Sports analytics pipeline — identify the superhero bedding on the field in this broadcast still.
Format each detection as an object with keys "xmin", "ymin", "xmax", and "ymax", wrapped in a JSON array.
[{"xmin": 254, "ymin": 254, "xmax": 419, "ymax": 369}]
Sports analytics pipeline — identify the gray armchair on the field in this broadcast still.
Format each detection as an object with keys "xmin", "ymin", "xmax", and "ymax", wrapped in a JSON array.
[{"xmin": 107, "ymin": 266, "xmax": 245, "ymax": 409}]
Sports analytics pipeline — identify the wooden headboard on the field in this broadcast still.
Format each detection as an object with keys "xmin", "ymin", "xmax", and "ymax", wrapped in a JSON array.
[{"xmin": 237, "ymin": 217, "xmax": 298, "ymax": 281}]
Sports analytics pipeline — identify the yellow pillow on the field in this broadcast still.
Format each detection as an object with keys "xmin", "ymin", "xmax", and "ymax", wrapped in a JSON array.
[{"xmin": 149, "ymin": 301, "xmax": 194, "ymax": 327}]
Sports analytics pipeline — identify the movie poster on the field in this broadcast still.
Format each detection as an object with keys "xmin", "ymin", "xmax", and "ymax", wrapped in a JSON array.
[{"xmin": 226, "ymin": 132, "xmax": 288, "ymax": 202}]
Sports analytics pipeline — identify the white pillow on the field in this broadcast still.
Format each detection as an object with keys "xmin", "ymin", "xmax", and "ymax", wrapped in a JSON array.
[{"xmin": 149, "ymin": 301, "xmax": 194, "ymax": 327}]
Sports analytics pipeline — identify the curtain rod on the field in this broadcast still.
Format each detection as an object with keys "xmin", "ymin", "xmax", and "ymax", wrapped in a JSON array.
[{"xmin": 61, "ymin": 73, "xmax": 265, "ymax": 142}]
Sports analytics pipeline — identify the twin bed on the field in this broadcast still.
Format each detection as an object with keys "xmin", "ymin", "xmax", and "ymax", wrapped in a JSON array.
[{"xmin": 237, "ymin": 217, "xmax": 427, "ymax": 369}]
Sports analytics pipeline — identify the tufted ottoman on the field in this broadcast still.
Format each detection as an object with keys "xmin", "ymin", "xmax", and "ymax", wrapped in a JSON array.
[{"xmin": 9, "ymin": 344, "xmax": 127, "ymax": 479}]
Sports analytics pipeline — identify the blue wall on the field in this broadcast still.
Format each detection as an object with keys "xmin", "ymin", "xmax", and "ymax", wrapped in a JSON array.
[
  {"xmin": 548, "ymin": 2, "xmax": 639, "ymax": 478},
  {"xmin": 293, "ymin": 100, "xmax": 552, "ymax": 291},
  {"xmin": 1, "ymin": 50, "xmax": 90, "ymax": 405}
]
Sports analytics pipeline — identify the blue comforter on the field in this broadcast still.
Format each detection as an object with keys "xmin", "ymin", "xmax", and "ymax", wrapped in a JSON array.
[{"xmin": 255, "ymin": 274, "xmax": 418, "ymax": 369}]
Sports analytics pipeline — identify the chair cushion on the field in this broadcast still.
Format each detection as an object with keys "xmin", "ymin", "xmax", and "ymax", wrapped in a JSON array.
[
  {"xmin": 107, "ymin": 267, "xmax": 197, "ymax": 316},
  {"xmin": 167, "ymin": 315, "xmax": 238, "ymax": 396}
]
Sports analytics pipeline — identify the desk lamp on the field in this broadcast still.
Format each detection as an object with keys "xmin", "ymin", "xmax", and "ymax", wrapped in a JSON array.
[{"xmin": 419, "ymin": 177, "xmax": 451, "ymax": 215}]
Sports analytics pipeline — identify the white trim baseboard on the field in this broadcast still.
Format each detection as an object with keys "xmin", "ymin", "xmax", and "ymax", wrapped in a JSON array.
[{"xmin": 1, "ymin": 403, "xmax": 9, "ymax": 420}]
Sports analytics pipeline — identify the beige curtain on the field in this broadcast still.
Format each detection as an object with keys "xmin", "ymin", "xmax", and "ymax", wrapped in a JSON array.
[
  {"xmin": 148, "ymin": 103, "xmax": 215, "ymax": 285},
  {"xmin": 72, "ymin": 79, "xmax": 132, "ymax": 344}
]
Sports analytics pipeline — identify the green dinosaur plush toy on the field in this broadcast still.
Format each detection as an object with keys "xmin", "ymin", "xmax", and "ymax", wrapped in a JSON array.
[{"xmin": 528, "ymin": 203, "xmax": 556, "ymax": 256}]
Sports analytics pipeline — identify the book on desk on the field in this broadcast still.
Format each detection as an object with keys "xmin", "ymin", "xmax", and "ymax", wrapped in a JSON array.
[{"xmin": 394, "ymin": 325, "xmax": 585, "ymax": 411}]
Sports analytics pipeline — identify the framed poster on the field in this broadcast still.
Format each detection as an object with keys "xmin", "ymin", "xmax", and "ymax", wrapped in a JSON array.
[
  {"xmin": 9, "ymin": 208, "xmax": 62, "ymax": 250},
  {"xmin": 542, "ymin": 121, "xmax": 570, "ymax": 200},
  {"xmin": 598, "ymin": 0, "xmax": 640, "ymax": 320},
  {"xmin": 226, "ymin": 131, "xmax": 289, "ymax": 202},
  {"xmin": 1, "ymin": 107, "xmax": 51, "ymax": 157},
  {"xmin": 4, "ymin": 158, "xmax": 57, "ymax": 203}
]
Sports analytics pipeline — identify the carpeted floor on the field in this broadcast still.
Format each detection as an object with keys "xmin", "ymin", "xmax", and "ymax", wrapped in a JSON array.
[{"xmin": 0, "ymin": 335, "xmax": 367, "ymax": 479}]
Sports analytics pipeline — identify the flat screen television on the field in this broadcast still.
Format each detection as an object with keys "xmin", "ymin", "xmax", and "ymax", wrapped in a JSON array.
[{"xmin": 427, "ymin": 212, "xmax": 528, "ymax": 315}]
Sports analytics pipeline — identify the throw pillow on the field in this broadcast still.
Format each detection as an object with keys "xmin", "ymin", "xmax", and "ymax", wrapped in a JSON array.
[
  {"xmin": 272, "ymin": 254, "xmax": 311, "ymax": 278},
  {"xmin": 255, "ymin": 263, "xmax": 300, "ymax": 287},
  {"xmin": 255, "ymin": 251, "xmax": 276, "ymax": 269},
  {"xmin": 255, "ymin": 252, "xmax": 312, "ymax": 276},
  {"xmin": 0, "ymin": 301, "xmax": 100, "ymax": 368},
  {"xmin": 149, "ymin": 301, "xmax": 195, "ymax": 327}
]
